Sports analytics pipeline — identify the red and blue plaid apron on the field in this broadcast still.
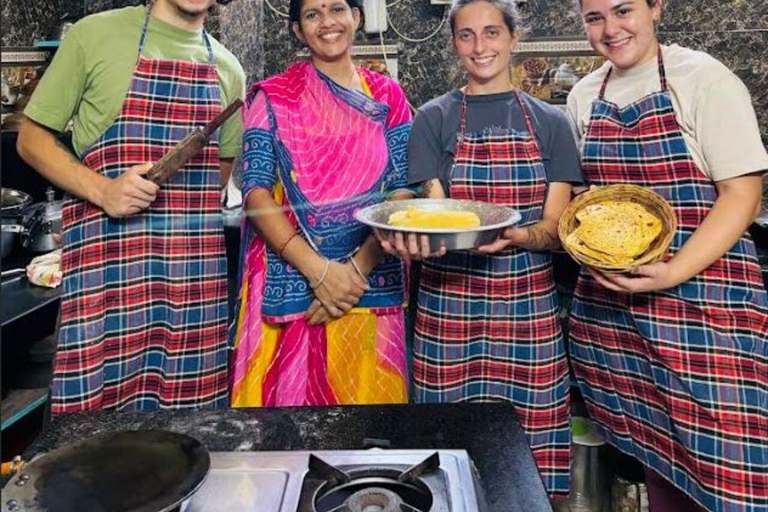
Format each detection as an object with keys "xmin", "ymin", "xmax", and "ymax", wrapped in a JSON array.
[
  {"xmin": 413, "ymin": 89, "xmax": 571, "ymax": 495},
  {"xmin": 570, "ymin": 50, "xmax": 768, "ymax": 511},
  {"xmin": 52, "ymin": 7, "xmax": 229, "ymax": 413}
]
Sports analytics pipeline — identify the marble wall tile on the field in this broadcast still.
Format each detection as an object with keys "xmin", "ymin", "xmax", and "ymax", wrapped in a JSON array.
[
  {"xmin": 661, "ymin": 0, "xmax": 768, "ymax": 33},
  {"xmin": 661, "ymin": 30, "xmax": 768, "ymax": 144},
  {"xmin": 218, "ymin": 0, "xmax": 265, "ymax": 83},
  {"xmin": 1, "ymin": 0, "xmax": 80, "ymax": 47},
  {"xmin": 524, "ymin": 0, "xmax": 583, "ymax": 37},
  {"xmin": 262, "ymin": 0, "xmax": 292, "ymax": 40}
]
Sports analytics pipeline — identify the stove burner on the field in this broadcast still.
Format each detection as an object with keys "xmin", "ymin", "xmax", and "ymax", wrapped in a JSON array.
[
  {"xmin": 304, "ymin": 453, "xmax": 442, "ymax": 512},
  {"xmin": 313, "ymin": 468, "xmax": 433, "ymax": 512},
  {"xmin": 347, "ymin": 487, "xmax": 402, "ymax": 512}
]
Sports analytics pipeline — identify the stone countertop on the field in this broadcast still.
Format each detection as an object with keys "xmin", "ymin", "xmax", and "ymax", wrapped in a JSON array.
[{"xmin": 25, "ymin": 403, "xmax": 552, "ymax": 512}]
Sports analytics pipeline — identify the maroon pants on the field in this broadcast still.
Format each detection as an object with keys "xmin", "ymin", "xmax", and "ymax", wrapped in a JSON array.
[{"xmin": 645, "ymin": 468, "xmax": 707, "ymax": 512}]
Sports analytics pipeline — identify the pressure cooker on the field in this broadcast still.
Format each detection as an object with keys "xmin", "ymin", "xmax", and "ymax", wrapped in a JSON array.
[
  {"xmin": 1, "ymin": 188, "xmax": 32, "ymax": 259},
  {"xmin": 1, "ymin": 187, "xmax": 62, "ymax": 259}
]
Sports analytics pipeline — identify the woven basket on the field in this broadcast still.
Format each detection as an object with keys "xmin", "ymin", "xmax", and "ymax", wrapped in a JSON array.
[{"xmin": 558, "ymin": 184, "xmax": 677, "ymax": 272}]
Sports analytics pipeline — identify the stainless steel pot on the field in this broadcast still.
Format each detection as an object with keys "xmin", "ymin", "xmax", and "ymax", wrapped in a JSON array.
[
  {"xmin": 20, "ymin": 188, "xmax": 62, "ymax": 253},
  {"xmin": 1, "ymin": 188, "xmax": 32, "ymax": 259}
]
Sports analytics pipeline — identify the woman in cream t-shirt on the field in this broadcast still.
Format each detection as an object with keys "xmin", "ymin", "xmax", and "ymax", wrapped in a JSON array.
[
  {"xmin": 566, "ymin": 1, "xmax": 768, "ymax": 511},
  {"xmin": 568, "ymin": 43, "xmax": 767, "ymax": 182}
]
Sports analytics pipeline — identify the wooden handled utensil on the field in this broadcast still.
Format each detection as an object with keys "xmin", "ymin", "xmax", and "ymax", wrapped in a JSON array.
[{"xmin": 145, "ymin": 99, "xmax": 244, "ymax": 185}]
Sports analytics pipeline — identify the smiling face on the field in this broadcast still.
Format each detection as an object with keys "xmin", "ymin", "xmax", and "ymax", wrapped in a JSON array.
[
  {"xmin": 581, "ymin": 0, "xmax": 662, "ymax": 70},
  {"xmin": 293, "ymin": 0, "xmax": 360, "ymax": 63},
  {"xmin": 452, "ymin": 1, "xmax": 517, "ymax": 94}
]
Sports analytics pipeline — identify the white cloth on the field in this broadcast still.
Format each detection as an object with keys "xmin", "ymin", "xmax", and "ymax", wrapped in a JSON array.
[{"xmin": 26, "ymin": 250, "xmax": 62, "ymax": 288}]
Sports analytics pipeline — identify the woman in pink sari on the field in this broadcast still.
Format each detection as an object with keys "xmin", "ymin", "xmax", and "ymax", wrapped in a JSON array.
[{"xmin": 229, "ymin": 0, "xmax": 413, "ymax": 406}]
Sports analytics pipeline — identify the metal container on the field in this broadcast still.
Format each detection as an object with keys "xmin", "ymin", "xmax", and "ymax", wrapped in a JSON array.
[
  {"xmin": 612, "ymin": 476, "xmax": 649, "ymax": 512},
  {"xmin": 355, "ymin": 198, "xmax": 522, "ymax": 252},
  {"xmin": 20, "ymin": 188, "xmax": 62, "ymax": 253},
  {"xmin": 567, "ymin": 417, "xmax": 609, "ymax": 512},
  {"xmin": 1, "ymin": 188, "xmax": 32, "ymax": 259}
]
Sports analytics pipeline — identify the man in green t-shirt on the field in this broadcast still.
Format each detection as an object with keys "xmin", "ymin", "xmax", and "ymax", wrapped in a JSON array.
[{"xmin": 17, "ymin": 0, "xmax": 246, "ymax": 413}]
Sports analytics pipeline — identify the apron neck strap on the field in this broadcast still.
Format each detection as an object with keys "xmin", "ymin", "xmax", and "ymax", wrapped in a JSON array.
[
  {"xmin": 598, "ymin": 45, "xmax": 667, "ymax": 100},
  {"xmin": 512, "ymin": 88, "xmax": 537, "ymax": 141},
  {"xmin": 458, "ymin": 86, "xmax": 469, "ymax": 143},
  {"xmin": 138, "ymin": 2, "xmax": 215, "ymax": 64}
]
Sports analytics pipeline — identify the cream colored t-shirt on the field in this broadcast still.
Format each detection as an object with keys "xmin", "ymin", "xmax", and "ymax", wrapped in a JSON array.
[{"xmin": 567, "ymin": 44, "xmax": 768, "ymax": 181}]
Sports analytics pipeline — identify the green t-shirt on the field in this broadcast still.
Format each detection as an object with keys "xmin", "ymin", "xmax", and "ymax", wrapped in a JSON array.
[{"xmin": 25, "ymin": 6, "xmax": 246, "ymax": 159}]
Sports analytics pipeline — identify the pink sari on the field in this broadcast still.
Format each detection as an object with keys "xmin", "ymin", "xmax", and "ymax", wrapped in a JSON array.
[{"xmin": 230, "ymin": 62, "xmax": 412, "ymax": 407}]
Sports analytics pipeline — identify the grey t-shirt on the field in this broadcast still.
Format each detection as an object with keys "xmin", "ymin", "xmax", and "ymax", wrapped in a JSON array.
[{"xmin": 408, "ymin": 89, "xmax": 583, "ymax": 192}]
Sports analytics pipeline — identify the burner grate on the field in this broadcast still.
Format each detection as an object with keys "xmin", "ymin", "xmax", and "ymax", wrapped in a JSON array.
[{"xmin": 301, "ymin": 453, "xmax": 447, "ymax": 512}]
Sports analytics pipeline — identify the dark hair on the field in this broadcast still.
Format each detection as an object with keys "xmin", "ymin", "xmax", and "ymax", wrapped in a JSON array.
[
  {"xmin": 289, "ymin": 0, "xmax": 362, "ymax": 26},
  {"xmin": 572, "ymin": 0, "xmax": 658, "ymax": 12},
  {"xmin": 449, "ymin": 0, "xmax": 522, "ymax": 36}
]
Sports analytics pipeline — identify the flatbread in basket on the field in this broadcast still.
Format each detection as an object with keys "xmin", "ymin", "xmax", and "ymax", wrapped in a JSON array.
[{"xmin": 558, "ymin": 185, "xmax": 676, "ymax": 271}]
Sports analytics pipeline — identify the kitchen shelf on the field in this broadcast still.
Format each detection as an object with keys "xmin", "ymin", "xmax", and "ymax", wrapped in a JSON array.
[
  {"xmin": 1, "ymin": 388, "xmax": 48, "ymax": 431},
  {"xmin": 0, "ymin": 47, "xmax": 50, "ymax": 66},
  {"xmin": 0, "ymin": 274, "xmax": 61, "ymax": 328}
]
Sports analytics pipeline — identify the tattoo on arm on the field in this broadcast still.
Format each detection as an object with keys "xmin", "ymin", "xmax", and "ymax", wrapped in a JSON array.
[
  {"xmin": 523, "ymin": 225, "xmax": 560, "ymax": 251},
  {"xmin": 420, "ymin": 180, "xmax": 434, "ymax": 198}
]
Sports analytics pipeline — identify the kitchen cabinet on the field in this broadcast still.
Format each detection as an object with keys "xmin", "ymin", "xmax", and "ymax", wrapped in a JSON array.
[{"xmin": 0, "ymin": 248, "xmax": 59, "ymax": 438}]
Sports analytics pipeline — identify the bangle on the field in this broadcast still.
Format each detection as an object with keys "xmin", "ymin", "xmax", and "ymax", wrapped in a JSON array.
[
  {"xmin": 310, "ymin": 258, "xmax": 331, "ymax": 289},
  {"xmin": 277, "ymin": 232, "xmax": 298, "ymax": 259},
  {"xmin": 349, "ymin": 256, "xmax": 367, "ymax": 280}
]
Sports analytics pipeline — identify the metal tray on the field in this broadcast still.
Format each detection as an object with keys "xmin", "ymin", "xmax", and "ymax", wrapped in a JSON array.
[
  {"xmin": 3, "ymin": 430, "xmax": 210, "ymax": 512},
  {"xmin": 355, "ymin": 198, "xmax": 522, "ymax": 251}
]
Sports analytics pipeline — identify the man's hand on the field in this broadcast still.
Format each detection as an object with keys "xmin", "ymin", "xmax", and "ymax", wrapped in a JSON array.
[{"xmin": 97, "ymin": 163, "xmax": 159, "ymax": 218}]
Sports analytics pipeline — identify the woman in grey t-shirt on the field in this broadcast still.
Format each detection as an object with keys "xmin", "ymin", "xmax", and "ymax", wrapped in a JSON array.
[{"xmin": 381, "ymin": 0, "xmax": 582, "ymax": 497}]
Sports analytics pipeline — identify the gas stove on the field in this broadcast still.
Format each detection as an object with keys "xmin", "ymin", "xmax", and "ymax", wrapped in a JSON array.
[{"xmin": 181, "ymin": 449, "xmax": 486, "ymax": 512}]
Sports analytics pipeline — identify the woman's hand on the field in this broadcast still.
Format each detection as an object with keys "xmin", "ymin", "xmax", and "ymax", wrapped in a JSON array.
[
  {"xmin": 478, "ymin": 183, "xmax": 572, "ymax": 254},
  {"xmin": 379, "ymin": 178, "xmax": 448, "ymax": 261},
  {"xmin": 311, "ymin": 260, "xmax": 369, "ymax": 318},
  {"xmin": 587, "ymin": 261, "xmax": 684, "ymax": 293},
  {"xmin": 379, "ymin": 231, "xmax": 446, "ymax": 261},
  {"xmin": 475, "ymin": 226, "xmax": 529, "ymax": 253},
  {"xmin": 305, "ymin": 299, "xmax": 332, "ymax": 325},
  {"xmin": 305, "ymin": 258, "xmax": 370, "ymax": 325},
  {"xmin": 589, "ymin": 173, "xmax": 763, "ymax": 294}
]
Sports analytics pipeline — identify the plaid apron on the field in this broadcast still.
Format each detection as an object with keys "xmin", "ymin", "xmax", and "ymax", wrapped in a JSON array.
[
  {"xmin": 52, "ymin": 7, "xmax": 229, "ymax": 413},
  {"xmin": 570, "ymin": 50, "xmax": 768, "ymax": 511},
  {"xmin": 413, "ymin": 89, "xmax": 571, "ymax": 495}
]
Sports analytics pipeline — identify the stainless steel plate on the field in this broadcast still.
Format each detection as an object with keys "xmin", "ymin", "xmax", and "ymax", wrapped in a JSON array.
[{"xmin": 355, "ymin": 198, "xmax": 522, "ymax": 251}]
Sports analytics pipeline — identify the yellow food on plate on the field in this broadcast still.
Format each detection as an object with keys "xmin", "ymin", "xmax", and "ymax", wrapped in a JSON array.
[
  {"xmin": 388, "ymin": 205, "xmax": 481, "ymax": 229},
  {"xmin": 567, "ymin": 200, "xmax": 662, "ymax": 264}
]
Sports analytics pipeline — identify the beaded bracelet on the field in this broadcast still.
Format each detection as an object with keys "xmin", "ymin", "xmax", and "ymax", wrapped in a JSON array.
[
  {"xmin": 349, "ymin": 256, "xmax": 367, "ymax": 281},
  {"xmin": 310, "ymin": 258, "xmax": 331, "ymax": 289},
  {"xmin": 277, "ymin": 232, "xmax": 298, "ymax": 259}
]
